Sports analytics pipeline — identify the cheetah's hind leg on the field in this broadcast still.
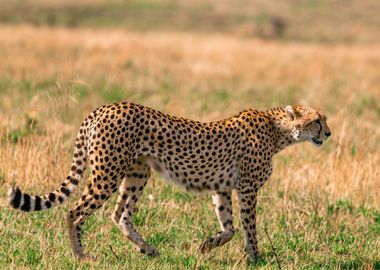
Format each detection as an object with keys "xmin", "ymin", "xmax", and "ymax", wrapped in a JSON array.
[
  {"xmin": 112, "ymin": 158, "xmax": 159, "ymax": 256},
  {"xmin": 67, "ymin": 165, "xmax": 124, "ymax": 259}
]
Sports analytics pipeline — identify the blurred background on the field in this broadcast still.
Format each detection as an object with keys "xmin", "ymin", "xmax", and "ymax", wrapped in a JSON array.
[
  {"xmin": 0, "ymin": 0, "xmax": 379, "ymax": 268},
  {"xmin": 1, "ymin": 0, "xmax": 380, "ymax": 43}
]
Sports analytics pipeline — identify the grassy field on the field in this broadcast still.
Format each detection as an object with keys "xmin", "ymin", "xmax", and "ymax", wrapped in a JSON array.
[
  {"xmin": 1, "ymin": 0, "xmax": 380, "ymax": 43},
  {"xmin": 0, "ymin": 1, "xmax": 380, "ymax": 269}
]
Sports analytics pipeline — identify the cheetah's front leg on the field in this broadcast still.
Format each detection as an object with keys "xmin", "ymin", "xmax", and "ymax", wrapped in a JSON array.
[
  {"xmin": 199, "ymin": 191, "xmax": 235, "ymax": 253},
  {"xmin": 236, "ymin": 185, "xmax": 259, "ymax": 261}
]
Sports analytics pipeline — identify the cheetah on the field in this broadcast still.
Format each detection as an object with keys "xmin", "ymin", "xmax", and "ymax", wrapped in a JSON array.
[{"xmin": 8, "ymin": 102, "xmax": 331, "ymax": 261}]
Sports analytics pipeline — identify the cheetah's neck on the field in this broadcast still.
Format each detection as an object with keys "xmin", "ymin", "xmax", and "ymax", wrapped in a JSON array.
[{"xmin": 267, "ymin": 107, "xmax": 299, "ymax": 154}]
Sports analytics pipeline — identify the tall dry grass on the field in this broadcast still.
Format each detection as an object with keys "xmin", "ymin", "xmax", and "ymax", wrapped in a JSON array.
[{"xmin": 0, "ymin": 25, "xmax": 378, "ymax": 202}]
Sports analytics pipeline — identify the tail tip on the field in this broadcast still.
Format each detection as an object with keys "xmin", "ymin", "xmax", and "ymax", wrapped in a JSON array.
[{"xmin": 8, "ymin": 186, "xmax": 16, "ymax": 200}]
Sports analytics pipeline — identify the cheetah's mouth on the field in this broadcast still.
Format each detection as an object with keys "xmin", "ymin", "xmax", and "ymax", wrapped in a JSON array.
[{"xmin": 311, "ymin": 137, "xmax": 323, "ymax": 146}]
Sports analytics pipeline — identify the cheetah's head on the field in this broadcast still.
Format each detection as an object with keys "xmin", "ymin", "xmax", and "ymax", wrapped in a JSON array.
[{"xmin": 285, "ymin": 105, "xmax": 331, "ymax": 147}]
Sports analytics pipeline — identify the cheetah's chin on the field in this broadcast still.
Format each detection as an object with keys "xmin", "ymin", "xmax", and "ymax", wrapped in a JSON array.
[{"xmin": 311, "ymin": 137, "xmax": 323, "ymax": 147}]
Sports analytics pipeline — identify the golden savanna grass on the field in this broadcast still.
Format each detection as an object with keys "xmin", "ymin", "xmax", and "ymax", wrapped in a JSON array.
[{"xmin": 0, "ymin": 24, "xmax": 379, "ymax": 268}]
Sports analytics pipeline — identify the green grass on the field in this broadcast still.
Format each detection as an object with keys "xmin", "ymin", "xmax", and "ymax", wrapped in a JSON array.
[{"xmin": 1, "ymin": 176, "xmax": 379, "ymax": 269}]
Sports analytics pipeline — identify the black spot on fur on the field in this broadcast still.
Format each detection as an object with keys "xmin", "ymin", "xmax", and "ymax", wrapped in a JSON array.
[
  {"xmin": 70, "ymin": 179, "xmax": 79, "ymax": 185},
  {"xmin": 45, "ymin": 201, "xmax": 52, "ymax": 209},
  {"xmin": 48, "ymin": 193, "xmax": 56, "ymax": 202},
  {"xmin": 60, "ymin": 187, "xmax": 70, "ymax": 196},
  {"xmin": 34, "ymin": 196, "xmax": 42, "ymax": 211},
  {"xmin": 20, "ymin": 194, "xmax": 31, "ymax": 211},
  {"xmin": 11, "ymin": 188, "xmax": 22, "ymax": 209}
]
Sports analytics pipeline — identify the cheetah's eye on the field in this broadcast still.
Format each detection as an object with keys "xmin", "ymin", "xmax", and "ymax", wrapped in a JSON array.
[
  {"xmin": 313, "ymin": 119, "xmax": 321, "ymax": 126},
  {"xmin": 308, "ymin": 119, "xmax": 320, "ymax": 126}
]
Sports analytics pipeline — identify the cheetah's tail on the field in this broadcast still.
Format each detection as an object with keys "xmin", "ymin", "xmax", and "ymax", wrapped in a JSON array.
[{"xmin": 8, "ymin": 125, "xmax": 88, "ymax": 212}]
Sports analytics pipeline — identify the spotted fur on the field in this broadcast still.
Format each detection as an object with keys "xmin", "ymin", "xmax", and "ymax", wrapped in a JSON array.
[{"xmin": 8, "ymin": 102, "xmax": 331, "ymax": 260}]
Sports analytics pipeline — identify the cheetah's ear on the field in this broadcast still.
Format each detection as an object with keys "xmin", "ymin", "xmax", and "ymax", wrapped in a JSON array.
[{"xmin": 285, "ymin": 105, "xmax": 301, "ymax": 121}]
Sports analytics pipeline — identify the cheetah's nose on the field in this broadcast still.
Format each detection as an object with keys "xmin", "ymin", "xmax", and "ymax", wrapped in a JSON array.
[{"xmin": 325, "ymin": 132, "xmax": 331, "ymax": 137}]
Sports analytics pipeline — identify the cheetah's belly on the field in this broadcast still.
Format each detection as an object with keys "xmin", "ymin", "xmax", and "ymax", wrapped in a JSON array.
[{"xmin": 145, "ymin": 156, "xmax": 238, "ymax": 193}]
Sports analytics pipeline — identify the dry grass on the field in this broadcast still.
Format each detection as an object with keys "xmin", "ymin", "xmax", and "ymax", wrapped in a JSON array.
[{"xmin": 0, "ymin": 24, "xmax": 379, "ymax": 268}]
